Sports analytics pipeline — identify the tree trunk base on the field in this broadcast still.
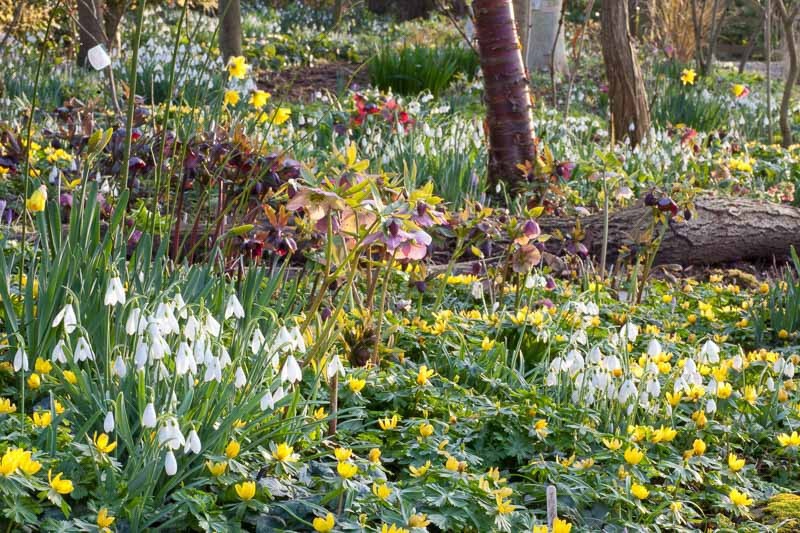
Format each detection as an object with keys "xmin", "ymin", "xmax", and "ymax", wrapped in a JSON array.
[{"xmin": 539, "ymin": 196, "xmax": 800, "ymax": 266}]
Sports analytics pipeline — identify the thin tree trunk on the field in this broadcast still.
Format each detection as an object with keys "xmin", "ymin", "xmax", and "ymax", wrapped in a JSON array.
[
  {"xmin": 539, "ymin": 196, "xmax": 800, "ymax": 266},
  {"xmin": 600, "ymin": 0, "xmax": 651, "ymax": 146},
  {"xmin": 474, "ymin": 0, "xmax": 538, "ymax": 193},
  {"xmin": 104, "ymin": 0, "xmax": 128, "ymax": 52},
  {"xmin": 77, "ymin": 0, "xmax": 108, "ymax": 67},
  {"xmin": 767, "ymin": 0, "xmax": 774, "ymax": 142},
  {"xmin": 332, "ymin": 0, "xmax": 345, "ymax": 26},
  {"xmin": 739, "ymin": 7, "xmax": 764, "ymax": 74},
  {"xmin": 219, "ymin": 0, "xmax": 242, "ymax": 64},
  {"xmin": 776, "ymin": 0, "xmax": 799, "ymax": 147}
]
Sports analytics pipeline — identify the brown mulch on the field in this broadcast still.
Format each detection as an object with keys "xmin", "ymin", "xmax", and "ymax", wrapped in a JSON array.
[{"xmin": 256, "ymin": 61, "xmax": 371, "ymax": 103}]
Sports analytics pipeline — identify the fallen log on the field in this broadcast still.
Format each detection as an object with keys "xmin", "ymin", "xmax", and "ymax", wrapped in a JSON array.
[{"xmin": 538, "ymin": 195, "xmax": 800, "ymax": 266}]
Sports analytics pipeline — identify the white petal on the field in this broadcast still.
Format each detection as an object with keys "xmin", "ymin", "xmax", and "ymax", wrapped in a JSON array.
[{"xmin": 164, "ymin": 450, "xmax": 177, "ymax": 476}]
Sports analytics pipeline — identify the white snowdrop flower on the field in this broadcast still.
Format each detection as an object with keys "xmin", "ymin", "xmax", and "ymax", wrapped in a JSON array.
[
  {"xmin": 224, "ymin": 294, "xmax": 245, "ymax": 320},
  {"xmin": 646, "ymin": 378, "xmax": 660, "ymax": 397},
  {"xmin": 618, "ymin": 379, "xmax": 637, "ymax": 403},
  {"xmin": 545, "ymin": 371, "xmax": 558, "ymax": 386},
  {"xmin": 204, "ymin": 356, "xmax": 222, "ymax": 382},
  {"xmin": 564, "ymin": 350, "xmax": 584, "ymax": 375},
  {"xmin": 326, "ymin": 353, "xmax": 344, "ymax": 379},
  {"xmin": 272, "ymin": 385, "xmax": 286, "ymax": 404},
  {"xmin": 732, "ymin": 354, "xmax": 743, "ymax": 371},
  {"xmin": 126, "ymin": 308, "xmax": 143, "ymax": 336},
  {"xmin": 74, "ymin": 337, "xmax": 94, "ymax": 362},
  {"xmin": 104, "ymin": 277, "xmax": 126, "ymax": 306},
  {"xmin": 218, "ymin": 346, "xmax": 231, "ymax": 369},
  {"xmin": 584, "ymin": 302, "xmax": 599, "ymax": 316},
  {"xmin": 175, "ymin": 342, "xmax": 195, "ymax": 376},
  {"xmin": 149, "ymin": 333, "xmax": 170, "ymax": 361},
  {"xmin": 647, "ymin": 339, "xmax": 662, "ymax": 357},
  {"xmin": 134, "ymin": 342, "xmax": 149, "ymax": 369},
  {"xmin": 784, "ymin": 361, "xmax": 795, "ymax": 379},
  {"xmin": 470, "ymin": 281, "xmax": 484, "ymax": 300},
  {"xmin": 571, "ymin": 329, "xmax": 587, "ymax": 346},
  {"xmin": 699, "ymin": 339, "xmax": 720, "ymax": 364},
  {"xmin": 164, "ymin": 450, "xmax": 177, "ymax": 476},
  {"xmin": 51, "ymin": 340, "xmax": 67, "ymax": 364},
  {"xmin": 184, "ymin": 429, "xmax": 201, "ymax": 455},
  {"xmin": 13, "ymin": 348, "xmax": 29, "ymax": 372},
  {"xmin": 250, "ymin": 328, "xmax": 265, "ymax": 354},
  {"xmin": 280, "ymin": 354, "xmax": 302, "ymax": 384},
  {"xmin": 290, "ymin": 327, "xmax": 306, "ymax": 353},
  {"xmin": 158, "ymin": 418, "xmax": 186, "ymax": 450},
  {"xmin": 260, "ymin": 390, "xmax": 275, "ymax": 411},
  {"xmin": 156, "ymin": 361, "xmax": 170, "ymax": 382},
  {"xmin": 173, "ymin": 293, "xmax": 188, "ymax": 319},
  {"xmin": 234, "ymin": 367, "xmax": 247, "ymax": 388},
  {"xmin": 113, "ymin": 355, "xmax": 127, "ymax": 378},
  {"xmin": 588, "ymin": 346, "xmax": 603, "ymax": 364},
  {"xmin": 155, "ymin": 303, "xmax": 179, "ymax": 335},
  {"xmin": 183, "ymin": 315, "xmax": 200, "ymax": 340},
  {"xmin": 52, "ymin": 303, "xmax": 78, "ymax": 334},
  {"xmin": 204, "ymin": 314, "xmax": 221, "ymax": 338},
  {"xmin": 142, "ymin": 403, "xmax": 157, "ymax": 428},
  {"xmin": 104, "ymin": 411, "xmax": 115, "ymax": 433},
  {"xmin": 275, "ymin": 326, "xmax": 293, "ymax": 352},
  {"xmin": 621, "ymin": 322, "xmax": 639, "ymax": 343},
  {"xmin": 706, "ymin": 399, "xmax": 717, "ymax": 413}
]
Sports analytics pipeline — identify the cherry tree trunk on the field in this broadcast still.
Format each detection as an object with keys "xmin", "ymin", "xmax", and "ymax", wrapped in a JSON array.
[
  {"xmin": 474, "ymin": 0, "xmax": 538, "ymax": 192},
  {"xmin": 539, "ymin": 196, "xmax": 800, "ymax": 266},
  {"xmin": 600, "ymin": 0, "xmax": 651, "ymax": 146},
  {"xmin": 219, "ymin": 0, "xmax": 242, "ymax": 63},
  {"xmin": 77, "ymin": 0, "xmax": 108, "ymax": 67}
]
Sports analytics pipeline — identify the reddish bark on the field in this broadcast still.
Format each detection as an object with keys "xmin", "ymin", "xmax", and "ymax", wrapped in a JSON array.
[{"xmin": 473, "ymin": 0, "xmax": 538, "ymax": 193}]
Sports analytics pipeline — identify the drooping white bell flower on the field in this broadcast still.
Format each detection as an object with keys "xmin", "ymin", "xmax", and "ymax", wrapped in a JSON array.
[
  {"xmin": 74, "ymin": 337, "xmax": 94, "ymax": 362},
  {"xmin": 134, "ymin": 342, "xmax": 149, "ymax": 369},
  {"xmin": 470, "ymin": 281, "xmax": 484, "ymax": 300},
  {"xmin": 87, "ymin": 44, "xmax": 111, "ymax": 70},
  {"xmin": 699, "ymin": 339, "xmax": 720, "ymax": 364},
  {"xmin": 290, "ymin": 327, "xmax": 306, "ymax": 353},
  {"xmin": 175, "ymin": 342, "xmax": 195, "ymax": 376},
  {"xmin": 620, "ymin": 322, "xmax": 639, "ymax": 344},
  {"xmin": 173, "ymin": 293, "xmax": 188, "ymax": 319},
  {"xmin": 155, "ymin": 303, "xmax": 180, "ymax": 336},
  {"xmin": 51, "ymin": 340, "xmax": 67, "ymax": 364},
  {"xmin": 706, "ymin": 398, "xmax": 717, "ymax": 414},
  {"xmin": 13, "ymin": 348, "xmax": 29, "ymax": 372},
  {"xmin": 260, "ymin": 390, "xmax": 275, "ymax": 411},
  {"xmin": 184, "ymin": 429, "xmax": 201, "ymax": 454},
  {"xmin": 113, "ymin": 355, "xmax": 127, "ymax": 378},
  {"xmin": 647, "ymin": 339, "xmax": 662, "ymax": 357},
  {"xmin": 224, "ymin": 294, "xmax": 245, "ymax": 320},
  {"xmin": 618, "ymin": 379, "xmax": 637, "ymax": 403},
  {"xmin": 126, "ymin": 307, "xmax": 144, "ymax": 336},
  {"xmin": 275, "ymin": 326, "xmax": 293, "ymax": 352},
  {"xmin": 183, "ymin": 315, "xmax": 200, "ymax": 341},
  {"xmin": 587, "ymin": 346, "xmax": 603, "ymax": 364},
  {"xmin": 218, "ymin": 346, "xmax": 231, "ymax": 369},
  {"xmin": 104, "ymin": 277, "xmax": 126, "ymax": 306},
  {"xmin": 104, "ymin": 411, "xmax": 115, "ymax": 433},
  {"xmin": 149, "ymin": 332, "xmax": 171, "ymax": 362},
  {"xmin": 570, "ymin": 329, "xmax": 587, "ymax": 346},
  {"xmin": 158, "ymin": 418, "xmax": 186, "ymax": 450},
  {"xmin": 234, "ymin": 366, "xmax": 247, "ymax": 388},
  {"xmin": 326, "ymin": 354, "xmax": 344, "ymax": 379},
  {"xmin": 250, "ymin": 328, "xmax": 265, "ymax": 355},
  {"xmin": 142, "ymin": 403, "xmax": 157, "ymax": 428},
  {"xmin": 203, "ymin": 356, "xmax": 222, "ymax": 382},
  {"xmin": 272, "ymin": 385, "xmax": 286, "ymax": 404},
  {"xmin": 51, "ymin": 303, "xmax": 78, "ymax": 334},
  {"xmin": 164, "ymin": 450, "xmax": 177, "ymax": 476},
  {"xmin": 204, "ymin": 314, "xmax": 221, "ymax": 338},
  {"xmin": 280, "ymin": 354, "xmax": 302, "ymax": 384}
]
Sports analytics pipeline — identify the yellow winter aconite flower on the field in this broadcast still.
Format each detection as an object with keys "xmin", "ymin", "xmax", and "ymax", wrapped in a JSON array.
[
  {"xmin": 666, "ymin": 391, "xmax": 683, "ymax": 406},
  {"xmin": 445, "ymin": 455, "xmax": 460, "ymax": 471},
  {"xmin": 26, "ymin": 185, "xmax": 47, "ymax": 212},
  {"xmin": 743, "ymin": 385, "xmax": 758, "ymax": 405},
  {"xmin": 380, "ymin": 524, "xmax": 409, "ymax": 533},
  {"xmin": 692, "ymin": 439, "xmax": 707, "ymax": 455},
  {"xmin": 495, "ymin": 493, "xmax": 516, "ymax": 514},
  {"xmin": 680, "ymin": 68, "xmax": 697, "ymax": 85},
  {"xmin": 48, "ymin": 469, "xmax": 74, "ymax": 494},
  {"xmin": 337, "ymin": 461, "xmax": 358, "ymax": 479},
  {"xmin": 372, "ymin": 482, "xmax": 392, "ymax": 500},
  {"xmin": 223, "ymin": 90, "xmax": 240, "ymax": 107},
  {"xmin": 33, "ymin": 410, "xmax": 52, "ymax": 428},
  {"xmin": 268, "ymin": 107, "xmax": 292, "ymax": 126},
  {"xmin": 249, "ymin": 90, "xmax": 271, "ymax": 109},
  {"xmin": 624, "ymin": 447, "xmax": 645, "ymax": 465},
  {"xmin": 631, "ymin": 483, "xmax": 649, "ymax": 500},
  {"xmin": 416, "ymin": 365, "xmax": 434, "ymax": 386},
  {"xmin": 334, "ymin": 447, "xmax": 352, "ymax": 462},
  {"xmin": 34, "ymin": 357, "xmax": 52, "ymax": 374},
  {"xmin": 368, "ymin": 448, "xmax": 382, "ymax": 464},
  {"xmin": 27, "ymin": 373, "xmax": 41, "ymax": 389},
  {"xmin": 0, "ymin": 449, "xmax": 24, "ymax": 476},
  {"xmin": 418, "ymin": 422, "xmax": 434, "ymax": 437},
  {"xmin": 97, "ymin": 507, "xmax": 115, "ymax": 528},
  {"xmin": 408, "ymin": 513, "xmax": 430, "ymax": 528},
  {"xmin": 716, "ymin": 381, "xmax": 733, "ymax": 399},
  {"xmin": 650, "ymin": 425, "xmax": 677, "ymax": 443},
  {"xmin": 18, "ymin": 451, "xmax": 41, "ymax": 476},
  {"xmin": 534, "ymin": 419, "xmax": 549, "ymax": 438},
  {"xmin": 728, "ymin": 453, "xmax": 745, "ymax": 472},
  {"xmin": 777, "ymin": 431, "xmax": 800, "ymax": 448},
  {"xmin": 225, "ymin": 440, "xmax": 241, "ymax": 459},
  {"xmin": 409, "ymin": 460, "xmax": 431, "ymax": 477},
  {"xmin": 312, "ymin": 513, "xmax": 335, "ymax": 532},
  {"xmin": 481, "ymin": 337, "xmax": 496, "ymax": 351},
  {"xmin": 93, "ymin": 432, "xmax": 117, "ymax": 454},
  {"xmin": 227, "ymin": 56, "xmax": 247, "ymax": 79},
  {"xmin": 313, "ymin": 407, "xmax": 327, "ymax": 421},
  {"xmin": 0, "ymin": 397, "xmax": 16, "ymax": 414},
  {"xmin": 206, "ymin": 461, "xmax": 228, "ymax": 476},
  {"xmin": 348, "ymin": 377, "xmax": 366, "ymax": 393},
  {"xmin": 729, "ymin": 488, "xmax": 753, "ymax": 507},
  {"xmin": 235, "ymin": 481, "xmax": 256, "ymax": 500},
  {"xmin": 378, "ymin": 414, "xmax": 398, "ymax": 430},
  {"xmin": 63, "ymin": 370, "xmax": 78, "ymax": 384},
  {"xmin": 272, "ymin": 442, "xmax": 295, "ymax": 463},
  {"xmin": 552, "ymin": 517, "xmax": 573, "ymax": 533}
]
